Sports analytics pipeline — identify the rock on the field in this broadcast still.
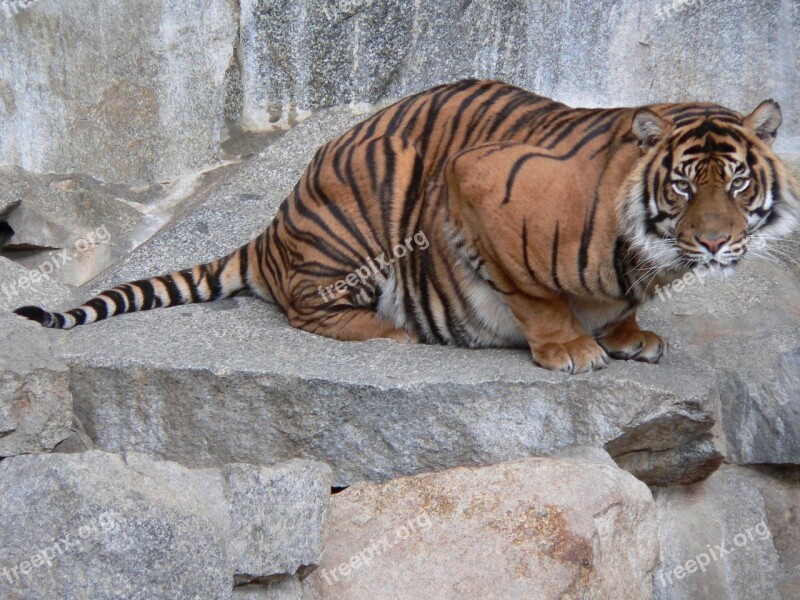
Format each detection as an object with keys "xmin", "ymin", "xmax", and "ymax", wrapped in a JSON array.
[
  {"xmin": 306, "ymin": 457, "xmax": 658, "ymax": 599},
  {"xmin": 650, "ymin": 256, "xmax": 800, "ymax": 466},
  {"xmin": 237, "ymin": 0, "xmax": 800, "ymax": 148},
  {"xmin": 653, "ymin": 465, "xmax": 787, "ymax": 600},
  {"xmin": 0, "ymin": 451, "xmax": 331, "ymax": 599},
  {"xmin": 0, "ymin": 197, "xmax": 19, "ymax": 221},
  {"xmin": 61, "ymin": 108, "xmax": 722, "ymax": 489},
  {"xmin": 613, "ymin": 435, "xmax": 724, "ymax": 488},
  {"xmin": 0, "ymin": 256, "xmax": 76, "ymax": 312},
  {"xmin": 0, "ymin": 311, "xmax": 71, "ymax": 457},
  {"xmin": 0, "ymin": 166, "xmax": 148, "ymax": 286},
  {"xmin": 735, "ymin": 466, "xmax": 800, "ymax": 600},
  {"xmin": 225, "ymin": 461, "xmax": 332, "ymax": 583},
  {"xmin": 0, "ymin": 0, "xmax": 237, "ymax": 186}
]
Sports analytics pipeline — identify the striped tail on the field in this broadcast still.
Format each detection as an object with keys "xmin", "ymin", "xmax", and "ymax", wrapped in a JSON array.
[{"xmin": 13, "ymin": 242, "xmax": 256, "ymax": 330}]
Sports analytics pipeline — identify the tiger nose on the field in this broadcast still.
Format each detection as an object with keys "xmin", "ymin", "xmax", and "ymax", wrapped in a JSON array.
[{"xmin": 696, "ymin": 234, "xmax": 730, "ymax": 254}]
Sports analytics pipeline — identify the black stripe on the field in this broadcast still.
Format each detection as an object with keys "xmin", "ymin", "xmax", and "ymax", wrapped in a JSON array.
[
  {"xmin": 86, "ymin": 298, "xmax": 109, "ymax": 320},
  {"xmin": 67, "ymin": 308, "xmax": 87, "ymax": 326},
  {"xmin": 119, "ymin": 285, "xmax": 138, "ymax": 312},
  {"xmin": 464, "ymin": 85, "xmax": 521, "ymax": 143},
  {"xmin": 550, "ymin": 223, "xmax": 562, "ymax": 290},
  {"xmin": 397, "ymin": 145, "xmax": 425, "ymax": 239},
  {"xmin": 542, "ymin": 109, "xmax": 608, "ymax": 149},
  {"xmin": 504, "ymin": 104, "xmax": 555, "ymax": 139},
  {"xmin": 502, "ymin": 152, "xmax": 541, "ymax": 205},
  {"xmin": 134, "ymin": 280, "xmax": 156, "ymax": 311},
  {"xmin": 205, "ymin": 264, "xmax": 223, "ymax": 301},
  {"xmin": 238, "ymin": 247, "xmax": 250, "ymax": 289},
  {"xmin": 157, "ymin": 274, "xmax": 183, "ymax": 306},
  {"xmin": 522, "ymin": 219, "xmax": 546, "ymax": 288},
  {"xmin": 417, "ymin": 254, "xmax": 447, "ymax": 344},
  {"xmin": 178, "ymin": 271, "xmax": 202, "ymax": 303},
  {"xmin": 578, "ymin": 192, "xmax": 600, "ymax": 293},
  {"xmin": 346, "ymin": 143, "xmax": 382, "ymax": 249},
  {"xmin": 613, "ymin": 238, "xmax": 636, "ymax": 302},
  {"xmin": 103, "ymin": 290, "xmax": 127, "ymax": 316}
]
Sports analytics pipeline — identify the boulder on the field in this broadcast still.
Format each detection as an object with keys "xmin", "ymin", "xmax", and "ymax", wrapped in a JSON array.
[
  {"xmin": 0, "ymin": 0, "xmax": 237, "ymax": 186},
  {"xmin": 0, "ymin": 451, "xmax": 331, "ymax": 599},
  {"xmin": 653, "ymin": 465, "xmax": 789, "ymax": 600},
  {"xmin": 306, "ymin": 457, "xmax": 658, "ymax": 599}
]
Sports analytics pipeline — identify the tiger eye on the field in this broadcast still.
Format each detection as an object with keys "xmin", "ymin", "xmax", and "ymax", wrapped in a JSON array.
[
  {"xmin": 672, "ymin": 180, "xmax": 692, "ymax": 194},
  {"xmin": 731, "ymin": 177, "xmax": 748, "ymax": 191}
]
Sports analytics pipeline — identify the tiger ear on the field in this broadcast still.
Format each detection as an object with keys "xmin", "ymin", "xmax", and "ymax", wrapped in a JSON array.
[
  {"xmin": 631, "ymin": 109, "xmax": 665, "ymax": 153},
  {"xmin": 745, "ymin": 100, "xmax": 782, "ymax": 146}
]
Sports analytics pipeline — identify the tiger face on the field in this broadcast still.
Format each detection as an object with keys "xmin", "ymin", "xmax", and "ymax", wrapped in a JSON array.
[{"xmin": 624, "ymin": 100, "xmax": 800, "ymax": 279}]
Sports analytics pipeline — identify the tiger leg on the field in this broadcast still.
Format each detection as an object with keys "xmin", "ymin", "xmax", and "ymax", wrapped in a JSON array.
[
  {"xmin": 596, "ymin": 312, "xmax": 665, "ymax": 363},
  {"xmin": 504, "ymin": 292, "xmax": 610, "ymax": 374},
  {"xmin": 288, "ymin": 308, "xmax": 417, "ymax": 343}
]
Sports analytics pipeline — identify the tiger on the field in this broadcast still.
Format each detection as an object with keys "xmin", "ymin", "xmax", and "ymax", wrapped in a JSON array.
[{"xmin": 13, "ymin": 79, "xmax": 800, "ymax": 374}]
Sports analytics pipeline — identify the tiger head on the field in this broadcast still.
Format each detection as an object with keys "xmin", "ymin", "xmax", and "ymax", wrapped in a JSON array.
[{"xmin": 622, "ymin": 100, "xmax": 800, "ymax": 279}]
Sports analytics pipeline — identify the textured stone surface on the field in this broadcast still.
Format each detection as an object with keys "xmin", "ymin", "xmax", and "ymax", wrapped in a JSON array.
[
  {"xmin": 734, "ymin": 466, "xmax": 800, "ymax": 599},
  {"xmin": 306, "ymin": 457, "xmax": 658, "ymax": 599},
  {"xmin": 0, "ymin": 311, "xmax": 71, "ymax": 457},
  {"xmin": 0, "ymin": 451, "xmax": 331, "ymax": 600},
  {"xmin": 0, "ymin": 166, "xmax": 149, "ymax": 286},
  {"xmin": 653, "ymin": 466, "xmax": 786, "ymax": 600},
  {"xmin": 225, "ymin": 461, "xmax": 332, "ymax": 582},
  {"xmin": 651, "ymin": 256, "xmax": 800, "ymax": 466},
  {"xmin": 0, "ymin": 258, "xmax": 75, "ymax": 457},
  {"xmin": 238, "ymin": 0, "xmax": 800, "ymax": 151},
  {"xmin": 62, "ymin": 294, "xmax": 722, "ymax": 488},
  {"xmin": 0, "ymin": 0, "xmax": 237, "ymax": 186},
  {"xmin": 0, "ymin": 256, "xmax": 76, "ymax": 312},
  {"xmin": 0, "ymin": 451, "xmax": 230, "ymax": 599}
]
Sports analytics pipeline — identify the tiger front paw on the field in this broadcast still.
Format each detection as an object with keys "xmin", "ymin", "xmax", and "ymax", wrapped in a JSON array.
[
  {"xmin": 597, "ymin": 329, "xmax": 665, "ymax": 363},
  {"xmin": 531, "ymin": 336, "xmax": 610, "ymax": 375}
]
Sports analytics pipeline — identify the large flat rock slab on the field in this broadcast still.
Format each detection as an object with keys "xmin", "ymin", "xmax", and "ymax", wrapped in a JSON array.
[{"xmin": 61, "ymin": 295, "xmax": 720, "ymax": 487}]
